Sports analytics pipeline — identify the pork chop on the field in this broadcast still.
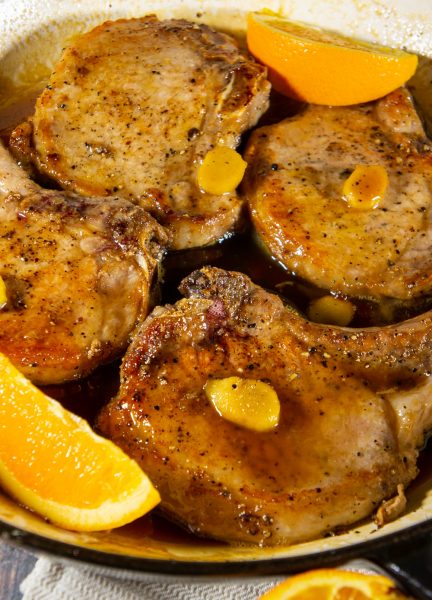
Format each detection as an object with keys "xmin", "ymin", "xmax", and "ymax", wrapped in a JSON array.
[
  {"xmin": 16, "ymin": 16, "xmax": 270, "ymax": 250},
  {"xmin": 97, "ymin": 266, "xmax": 432, "ymax": 546},
  {"xmin": 0, "ymin": 143, "xmax": 167, "ymax": 385},
  {"xmin": 243, "ymin": 88, "xmax": 432, "ymax": 301}
]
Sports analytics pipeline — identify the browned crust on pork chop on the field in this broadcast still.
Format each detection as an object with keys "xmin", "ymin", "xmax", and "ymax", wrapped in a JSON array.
[
  {"xmin": 19, "ymin": 16, "xmax": 270, "ymax": 249},
  {"xmin": 97, "ymin": 267, "xmax": 432, "ymax": 545},
  {"xmin": 0, "ymin": 144, "xmax": 168, "ymax": 384},
  {"xmin": 243, "ymin": 88, "xmax": 432, "ymax": 301}
]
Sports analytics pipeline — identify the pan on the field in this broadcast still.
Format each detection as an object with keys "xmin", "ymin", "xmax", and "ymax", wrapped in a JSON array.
[{"xmin": 0, "ymin": 0, "xmax": 432, "ymax": 597}]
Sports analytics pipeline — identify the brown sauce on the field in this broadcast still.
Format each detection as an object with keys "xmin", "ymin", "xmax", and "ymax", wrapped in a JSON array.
[{"xmin": 1, "ymin": 81, "xmax": 431, "ymax": 545}]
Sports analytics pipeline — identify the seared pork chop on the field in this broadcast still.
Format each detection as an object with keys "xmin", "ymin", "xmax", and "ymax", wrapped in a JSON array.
[
  {"xmin": 17, "ymin": 16, "xmax": 270, "ymax": 250},
  {"xmin": 0, "ymin": 143, "xmax": 167, "ymax": 385},
  {"xmin": 243, "ymin": 88, "xmax": 432, "ymax": 301},
  {"xmin": 98, "ymin": 266, "xmax": 432, "ymax": 545}
]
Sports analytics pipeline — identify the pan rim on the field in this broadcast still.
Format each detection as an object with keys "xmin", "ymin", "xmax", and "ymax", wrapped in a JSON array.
[{"xmin": 1, "ymin": 516, "xmax": 432, "ymax": 577}]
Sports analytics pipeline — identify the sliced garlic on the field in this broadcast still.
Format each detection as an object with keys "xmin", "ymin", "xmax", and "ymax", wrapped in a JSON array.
[
  {"xmin": 0, "ymin": 276, "xmax": 7, "ymax": 309},
  {"xmin": 342, "ymin": 165, "xmax": 388, "ymax": 209},
  {"xmin": 204, "ymin": 376, "xmax": 280, "ymax": 432},
  {"xmin": 197, "ymin": 146, "xmax": 247, "ymax": 195},
  {"xmin": 308, "ymin": 295, "xmax": 355, "ymax": 326}
]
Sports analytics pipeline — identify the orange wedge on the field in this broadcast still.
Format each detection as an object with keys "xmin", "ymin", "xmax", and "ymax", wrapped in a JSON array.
[
  {"xmin": 247, "ymin": 12, "xmax": 418, "ymax": 106},
  {"xmin": 259, "ymin": 568, "xmax": 410, "ymax": 599},
  {"xmin": 0, "ymin": 353, "xmax": 160, "ymax": 531}
]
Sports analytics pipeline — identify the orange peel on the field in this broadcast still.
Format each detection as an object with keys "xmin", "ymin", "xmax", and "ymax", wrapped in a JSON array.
[
  {"xmin": 259, "ymin": 568, "xmax": 410, "ymax": 599},
  {"xmin": 247, "ymin": 13, "xmax": 418, "ymax": 106},
  {"xmin": 0, "ymin": 353, "xmax": 160, "ymax": 531}
]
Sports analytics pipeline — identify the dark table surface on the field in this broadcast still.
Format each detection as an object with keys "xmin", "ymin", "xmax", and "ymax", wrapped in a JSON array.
[{"xmin": 0, "ymin": 543, "xmax": 36, "ymax": 600}]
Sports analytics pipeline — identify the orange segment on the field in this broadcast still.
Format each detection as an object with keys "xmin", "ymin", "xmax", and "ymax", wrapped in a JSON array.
[
  {"xmin": 247, "ymin": 13, "xmax": 418, "ymax": 105},
  {"xmin": 0, "ymin": 353, "xmax": 160, "ymax": 531},
  {"xmin": 259, "ymin": 569, "xmax": 410, "ymax": 599}
]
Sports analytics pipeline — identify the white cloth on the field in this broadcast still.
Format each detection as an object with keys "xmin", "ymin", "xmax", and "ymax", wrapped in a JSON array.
[
  {"xmin": 20, "ymin": 557, "xmax": 385, "ymax": 600},
  {"xmin": 20, "ymin": 557, "xmax": 283, "ymax": 599}
]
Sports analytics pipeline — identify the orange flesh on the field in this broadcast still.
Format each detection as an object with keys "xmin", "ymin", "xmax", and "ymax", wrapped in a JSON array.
[
  {"xmin": 0, "ymin": 356, "xmax": 143, "ymax": 508},
  {"xmin": 247, "ymin": 13, "xmax": 418, "ymax": 105}
]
